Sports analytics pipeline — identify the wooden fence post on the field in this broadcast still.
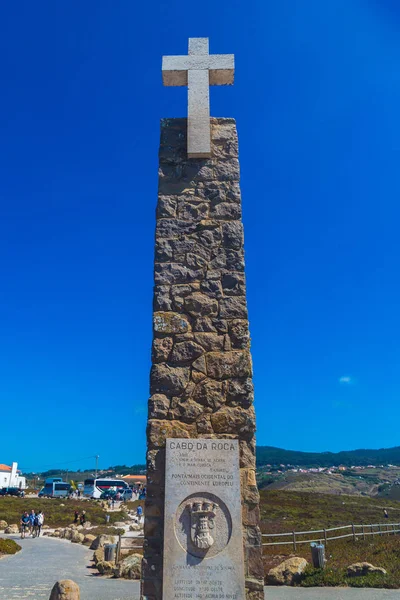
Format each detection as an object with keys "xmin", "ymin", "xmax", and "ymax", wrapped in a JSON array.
[
  {"xmin": 292, "ymin": 531, "xmax": 296, "ymax": 552},
  {"xmin": 352, "ymin": 524, "xmax": 356, "ymax": 542},
  {"xmin": 371, "ymin": 524, "xmax": 374, "ymax": 538},
  {"xmin": 378, "ymin": 524, "xmax": 382, "ymax": 536},
  {"xmin": 324, "ymin": 528, "xmax": 327, "ymax": 547},
  {"xmin": 116, "ymin": 534, "xmax": 121, "ymax": 565},
  {"xmin": 362, "ymin": 525, "xmax": 365, "ymax": 540}
]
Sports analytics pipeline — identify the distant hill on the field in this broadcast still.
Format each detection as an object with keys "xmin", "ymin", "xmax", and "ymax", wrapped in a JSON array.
[{"xmin": 256, "ymin": 446, "xmax": 400, "ymax": 468}]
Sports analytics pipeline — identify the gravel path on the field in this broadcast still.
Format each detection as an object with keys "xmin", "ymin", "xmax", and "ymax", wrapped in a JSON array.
[{"xmin": 0, "ymin": 536, "xmax": 398, "ymax": 600}]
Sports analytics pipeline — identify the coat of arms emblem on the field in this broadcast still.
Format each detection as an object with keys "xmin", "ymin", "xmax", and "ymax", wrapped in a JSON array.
[{"xmin": 188, "ymin": 501, "xmax": 219, "ymax": 549}]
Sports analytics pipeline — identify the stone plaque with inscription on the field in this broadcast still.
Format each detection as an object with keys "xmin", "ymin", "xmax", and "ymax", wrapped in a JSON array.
[{"xmin": 163, "ymin": 438, "xmax": 245, "ymax": 600}]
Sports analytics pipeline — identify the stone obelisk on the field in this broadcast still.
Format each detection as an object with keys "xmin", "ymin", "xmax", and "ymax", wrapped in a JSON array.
[{"xmin": 142, "ymin": 38, "xmax": 264, "ymax": 600}]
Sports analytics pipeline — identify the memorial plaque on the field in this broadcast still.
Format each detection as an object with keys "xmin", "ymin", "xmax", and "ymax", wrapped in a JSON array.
[{"xmin": 163, "ymin": 438, "xmax": 245, "ymax": 600}]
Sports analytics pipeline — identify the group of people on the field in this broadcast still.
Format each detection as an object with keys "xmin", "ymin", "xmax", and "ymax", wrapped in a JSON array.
[
  {"xmin": 73, "ymin": 509, "xmax": 87, "ymax": 525},
  {"xmin": 20, "ymin": 509, "xmax": 44, "ymax": 538}
]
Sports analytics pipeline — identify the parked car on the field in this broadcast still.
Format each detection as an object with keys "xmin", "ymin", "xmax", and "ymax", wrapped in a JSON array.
[
  {"xmin": 0, "ymin": 487, "xmax": 23, "ymax": 497},
  {"xmin": 119, "ymin": 488, "xmax": 133, "ymax": 501}
]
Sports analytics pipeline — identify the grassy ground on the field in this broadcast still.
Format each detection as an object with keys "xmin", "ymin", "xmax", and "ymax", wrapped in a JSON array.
[
  {"xmin": 260, "ymin": 490, "xmax": 400, "ymax": 533},
  {"xmin": 258, "ymin": 467, "xmax": 400, "ymax": 497},
  {"xmin": 0, "ymin": 538, "xmax": 21, "ymax": 555},
  {"xmin": 0, "ymin": 497, "xmax": 127, "ymax": 528},
  {"xmin": 261, "ymin": 491, "xmax": 400, "ymax": 588}
]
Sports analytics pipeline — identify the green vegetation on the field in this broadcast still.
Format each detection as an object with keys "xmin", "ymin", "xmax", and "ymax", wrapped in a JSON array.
[
  {"xmin": 0, "ymin": 538, "xmax": 21, "ymax": 555},
  {"xmin": 260, "ymin": 490, "xmax": 400, "ymax": 533},
  {"xmin": 0, "ymin": 497, "xmax": 127, "ymax": 528},
  {"xmin": 256, "ymin": 446, "xmax": 400, "ymax": 468},
  {"xmin": 81, "ymin": 526, "xmax": 125, "ymax": 536},
  {"xmin": 261, "ymin": 491, "xmax": 400, "ymax": 588}
]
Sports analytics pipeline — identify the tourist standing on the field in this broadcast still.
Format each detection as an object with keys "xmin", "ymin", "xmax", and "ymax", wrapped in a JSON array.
[
  {"xmin": 36, "ymin": 511, "xmax": 44, "ymax": 537},
  {"xmin": 28, "ymin": 509, "xmax": 36, "ymax": 536},
  {"xmin": 74, "ymin": 510, "xmax": 79, "ymax": 524},
  {"xmin": 80, "ymin": 510, "xmax": 86, "ymax": 526},
  {"xmin": 136, "ymin": 505, "xmax": 143, "ymax": 524},
  {"xmin": 20, "ymin": 512, "xmax": 30, "ymax": 539}
]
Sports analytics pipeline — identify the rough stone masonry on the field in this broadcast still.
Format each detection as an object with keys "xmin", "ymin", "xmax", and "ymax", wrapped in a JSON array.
[{"xmin": 142, "ymin": 118, "xmax": 264, "ymax": 600}]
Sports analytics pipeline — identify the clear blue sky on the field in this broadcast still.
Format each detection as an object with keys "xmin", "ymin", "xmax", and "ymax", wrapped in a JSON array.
[{"xmin": 1, "ymin": 0, "xmax": 400, "ymax": 472}]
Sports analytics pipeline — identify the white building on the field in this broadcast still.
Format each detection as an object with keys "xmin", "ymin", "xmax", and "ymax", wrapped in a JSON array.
[{"xmin": 0, "ymin": 462, "xmax": 26, "ymax": 489}]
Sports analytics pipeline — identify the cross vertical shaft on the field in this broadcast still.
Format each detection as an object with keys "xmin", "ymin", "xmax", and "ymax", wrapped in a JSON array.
[
  {"xmin": 162, "ymin": 38, "xmax": 234, "ymax": 159},
  {"xmin": 188, "ymin": 38, "xmax": 210, "ymax": 158}
]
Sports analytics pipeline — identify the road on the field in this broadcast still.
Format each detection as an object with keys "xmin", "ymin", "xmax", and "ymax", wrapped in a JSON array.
[{"xmin": 0, "ymin": 536, "xmax": 399, "ymax": 600}]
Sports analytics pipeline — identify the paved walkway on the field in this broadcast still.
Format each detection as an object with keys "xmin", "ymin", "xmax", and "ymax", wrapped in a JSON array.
[
  {"xmin": 264, "ymin": 587, "xmax": 400, "ymax": 599},
  {"xmin": 0, "ymin": 536, "xmax": 399, "ymax": 600},
  {"xmin": 0, "ymin": 535, "xmax": 140, "ymax": 599}
]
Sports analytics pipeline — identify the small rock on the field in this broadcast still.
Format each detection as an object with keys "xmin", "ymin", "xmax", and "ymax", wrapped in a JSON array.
[
  {"xmin": 4, "ymin": 524, "xmax": 19, "ymax": 534},
  {"xmin": 96, "ymin": 560, "xmax": 115, "ymax": 575},
  {"xmin": 113, "ymin": 553, "xmax": 142, "ymax": 579},
  {"xmin": 267, "ymin": 557, "xmax": 308, "ymax": 586},
  {"xmin": 71, "ymin": 530, "xmax": 85, "ymax": 544},
  {"xmin": 347, "ymin": 562, "xmax": 387, "ymax": 577},
  {"xmin": 83, "ymin": 534, "xmax": 96, "ymax": 545},
  {"xmin": 49, "ymin": 579, "xmax": 80, "ymax": 600},
  {"xmin": 90, "ymin": 534, "xmax": 116, "ymax": 550},
  {"xmin": 0, "ymin": 520, "xmax": 8, "ymax": 529},
  {"xmin": 93, "ymin": 548, "xmax": 104, "ymax": 564}
]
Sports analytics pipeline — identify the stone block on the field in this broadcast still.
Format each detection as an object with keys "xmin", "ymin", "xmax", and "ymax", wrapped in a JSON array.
[
  {"xmin": 150, "ymin": 364, "xmax": 191, "ymax": 395},
  {"xmin": 153, "ymin": 312, "xmax": 191, "ymax": 334},
  {"xmin": 206, "ymin": 350, "xmax": 252, "ymax": 380}
]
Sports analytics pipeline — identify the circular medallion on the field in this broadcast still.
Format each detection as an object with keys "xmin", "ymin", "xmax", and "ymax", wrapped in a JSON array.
[{"xmin": 174, "ymin": 492, "xmax": 232, "ymax": 559}]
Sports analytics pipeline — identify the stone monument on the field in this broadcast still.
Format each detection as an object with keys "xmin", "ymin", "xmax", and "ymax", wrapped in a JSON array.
[{"xmin": 142, "ymin": 38, "xmax": 264, "ymax": 600}]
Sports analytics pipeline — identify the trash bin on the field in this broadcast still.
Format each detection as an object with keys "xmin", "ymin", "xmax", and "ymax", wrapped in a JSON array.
[
  {"xmin": 104, "ymin": 543, "xmax": 116, "ymax": 562},
  {"xmin": 310, "ymin": 542, "xmax": 325, "ymax": 569}
]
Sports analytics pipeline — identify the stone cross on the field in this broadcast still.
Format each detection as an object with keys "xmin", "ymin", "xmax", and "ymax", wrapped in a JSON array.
[{"xmin": 162, "ymin": 38, "xmax": 234, "ymax": 159}]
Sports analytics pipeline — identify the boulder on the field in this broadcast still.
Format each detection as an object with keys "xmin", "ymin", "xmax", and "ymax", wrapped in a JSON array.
[
  {"xmin": 347, "ymin": 562, "xmax": 387, "ymax": 577},
  {"xmin": 113, "ymin": 553, "xmax": 142, "ymax": 579},
  {"xmin": 49, "ymin": 579, "xmax": 80, "ymax": 600},
  {"xmin": 84, "ymin": 521, "xmax": 91, "ymax": 528},
  {"xmin": 0, "ymin": 520, "xmax": 8, "ymax": 529},
  {"xmin": 90, "ymin": 534, "xmax": 116, "ymax": 550},
  {"xmin": 63, "ymin": 528, "xmax": 73, "ymax": 540},
  {"xmin": 52, "ymin": 531, "xmax": 61, "ymax": 538},
  {"xmin": 83, "ymin": 534, "xmax": 96, "ymax": 546},
  {"xmin": 93, "ymin": 548, "xmax": 104, "ymax": 564},
  {"xmin": 96, "ymin": 560, "xmax": 115, "ymax": 575},
  {"xmin": 42, "ymin": 524, "xmax": 50, "ymax": 529},
  {"xmin": 113, "ymin": 522, "xmax": 126, "ymax": 528},
  {"xmin": 267, "ymin": 557, "xmax": 308, "ymax": 586},
  {"xmin": 70, "ymin": 530, "xmax": 85, "ymax": 544},
  {"xmin": 4, "ymin": 524, "xmax": 19, "ymax": 534},
  {"xmin": 129, "ymin": 523, "xmax": 142, "ymax": 532}
]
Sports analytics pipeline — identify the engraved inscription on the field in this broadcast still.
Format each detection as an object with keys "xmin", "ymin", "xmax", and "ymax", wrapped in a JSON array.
[{"xmin": 164, "ymin": 439, "xmax": 245, "ymax": 600}]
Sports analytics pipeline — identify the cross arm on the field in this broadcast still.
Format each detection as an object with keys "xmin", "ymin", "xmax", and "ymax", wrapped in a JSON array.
[{"xmin": 162, "ymin": 54, "xmax": 235, "ymax": 86}]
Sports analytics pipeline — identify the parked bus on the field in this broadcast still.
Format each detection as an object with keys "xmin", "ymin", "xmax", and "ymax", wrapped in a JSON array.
[
  {"xmin": 39, "ymin": 481, "xmax": 71, "ymax": 498},
  {"xmin": 83, "ymin": 478, "xmax": 130, "ymax": 499}
]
